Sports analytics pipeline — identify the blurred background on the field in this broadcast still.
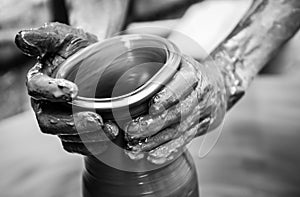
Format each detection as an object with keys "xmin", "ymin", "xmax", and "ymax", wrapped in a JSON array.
[{"xmin": 1, "ymin": 0, "xmax": 300, "ymax": 196}]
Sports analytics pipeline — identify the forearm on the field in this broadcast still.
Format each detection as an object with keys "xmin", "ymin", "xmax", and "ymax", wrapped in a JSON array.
[
  {"xmin": 212, "ymin": 0, "xmax": 300, "ymax": 109},
  {"xmin": 65, "ymin": 0, "xmax": 129, "ymax": 40}
]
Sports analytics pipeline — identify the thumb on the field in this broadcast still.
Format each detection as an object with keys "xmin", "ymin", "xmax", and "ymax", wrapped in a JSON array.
[{"xmin": 15, "ymin": 22, "xmax": 97, "ymax": 58}]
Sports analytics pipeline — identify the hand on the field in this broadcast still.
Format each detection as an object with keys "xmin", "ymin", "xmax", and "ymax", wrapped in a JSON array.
[
  {"xmin": 125, "ymin": 55, "xmax": 227, "ymax": 164},
  {"xmin": 15, "ymin": 22, "xmax": 119, "ymax": 155},
  {"xmin": 124, "ymin": 0, "xmax": 300, "ymax": 165}
]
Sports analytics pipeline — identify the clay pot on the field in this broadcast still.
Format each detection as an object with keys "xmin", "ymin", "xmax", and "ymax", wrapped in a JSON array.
[{"xmin": 55, "ymin": 34, "xmax": 199, "ymax": 197}]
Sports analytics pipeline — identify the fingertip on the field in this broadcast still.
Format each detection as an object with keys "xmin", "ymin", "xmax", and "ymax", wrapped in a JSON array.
[
  {"xmin": 75, "ymin": 111, "xmax": 104, "ymax": 127},
  {"xmin": 149, "ymin": 103, "xmax": 165, "ymax": 115},
  {"xmin": 27, "ymin": 75, "xmax": 78, "ymax": 102},
  {"xmin": 15, "ymin": 30, "xmax": 41, "ymax": 57}
]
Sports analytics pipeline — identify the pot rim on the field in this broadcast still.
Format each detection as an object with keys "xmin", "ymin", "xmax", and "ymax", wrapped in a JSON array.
[{"xmin": 55, "ymin": 34, "xmax": 181, "ymax": 110}]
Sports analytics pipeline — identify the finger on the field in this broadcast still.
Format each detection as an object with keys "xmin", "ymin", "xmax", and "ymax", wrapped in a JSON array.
[
  {"xmin": 27, "ymin": 63, "xmax": 78, "ymax": 102},
  {"xmin": 126, "ymin": 83, "xmax": 213, "ymax": 140},
  {"xmin": 126, "ymin": 90, "xmax": 198, "ymax": 140},
  {"xmin": 149, "ymin": 57, "xmax": 198, "ymax": 115},
  {"xmin": 32, "ymin": 100, "xmax": 119, "ymax": 138},
  {"xmin": 59, "ymin": 122, "xmax": 119, "ymax": 143},
  {"xmin": 130, "ymin": 105, "xmax": 211, "ymax": 153},
  {"xmin": 147, "ymin": 119, "xmax": 210, "ymax": 164},
  {"xmin": 61, "ymin": 141, "xmax": 109, "ymax": 156}
]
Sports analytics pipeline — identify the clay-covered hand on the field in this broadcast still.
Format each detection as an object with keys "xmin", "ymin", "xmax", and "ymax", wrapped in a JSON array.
[
  {"xmin": 15, "ymin": 22, "xmax": 119, "ymax": 155},
  {"xmin": 125, "ymin": 55, "xmax": 227, "ymax": 164}
]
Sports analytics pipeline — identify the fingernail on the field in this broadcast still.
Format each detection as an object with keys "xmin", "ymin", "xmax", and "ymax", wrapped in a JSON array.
[{"xmin": 57, "ymin": 79, "xmax": 78, "ymax": 99}]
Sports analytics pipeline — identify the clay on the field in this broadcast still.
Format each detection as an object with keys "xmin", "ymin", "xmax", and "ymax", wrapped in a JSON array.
[{"xmin": 15, "ymin": 23, "xmax": 118, "ymax": 155}]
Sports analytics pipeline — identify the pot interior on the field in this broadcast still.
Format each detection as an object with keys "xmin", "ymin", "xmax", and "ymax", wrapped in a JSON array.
[{"xmin": 65, "ymin": 46, "xmax": 166, "ymax": 99}]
